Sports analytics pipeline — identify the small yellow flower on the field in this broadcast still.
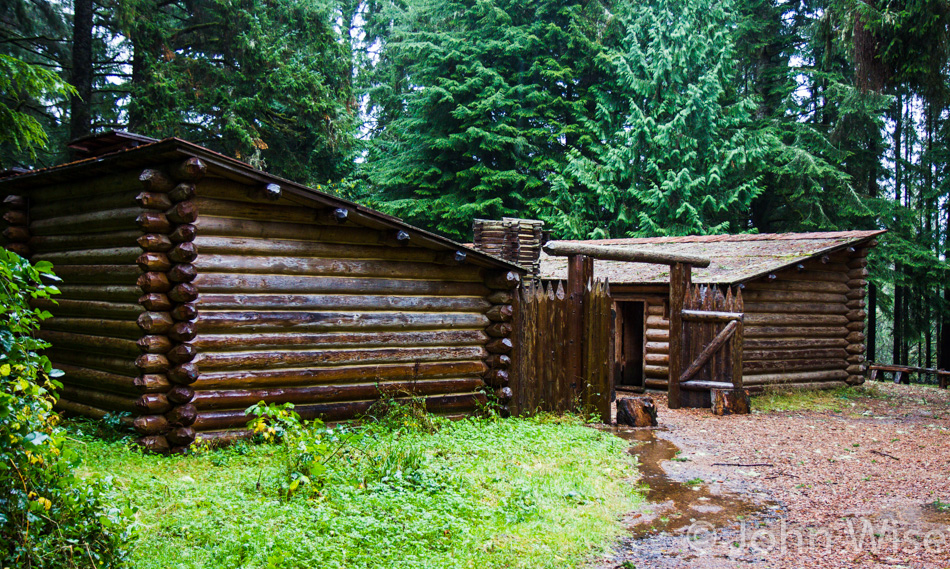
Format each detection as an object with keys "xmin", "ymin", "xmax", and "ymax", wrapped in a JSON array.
[
  {"xmin": 0, "ymin": 364, "xmax": 10, "ymax": 376},
  {"xmin": 38, "ymin": 497, "xmax": 51, "ymax": 511},
  {"xmin": 27, "ymin": 491, "xmax": 37, "ymax": 500},
  {"xmin": 253, "ymin": 421, "xmax": 267, "ymax": 434}
]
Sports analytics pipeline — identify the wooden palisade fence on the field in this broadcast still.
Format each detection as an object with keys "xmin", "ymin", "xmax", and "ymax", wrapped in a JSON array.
[
  {"xmin": 676, "ymin": 284, "xmax": 744, "ymax": 408},
  {"xmin": 511, "ymin": 279, "xmax": 613, "ymax": 421}
]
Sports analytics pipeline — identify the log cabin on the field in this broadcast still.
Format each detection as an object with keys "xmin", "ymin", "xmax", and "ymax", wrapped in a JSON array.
[
  {"xmin": 0, "ymin": 132, "xmax": 524, "ymax": 452},
  {"xmin": 473, "ymin": 220, "xmax": 883, "ymax": 394}
]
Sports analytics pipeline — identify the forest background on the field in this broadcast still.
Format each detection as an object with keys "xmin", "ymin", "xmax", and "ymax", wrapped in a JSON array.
[{"xmin": 2, "ymin": 0, "xmax": 948, "ymax": 372}]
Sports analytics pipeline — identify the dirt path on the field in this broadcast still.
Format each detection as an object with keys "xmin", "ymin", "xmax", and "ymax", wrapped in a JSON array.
[{"xmin": 593, "ymin": 383, "xmax": 950, "ymax": 569}]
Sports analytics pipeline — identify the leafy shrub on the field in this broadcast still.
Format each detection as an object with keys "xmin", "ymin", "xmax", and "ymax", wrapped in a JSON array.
[{"xmin": 0, "ymin": 250, "xmax": 131, "ymax": 567}]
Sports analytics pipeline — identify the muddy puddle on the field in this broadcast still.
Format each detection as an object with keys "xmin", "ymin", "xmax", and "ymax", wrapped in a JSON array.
[{"xmin": 602, "ymin": 427, "xmax": 772, "ymax": 538}]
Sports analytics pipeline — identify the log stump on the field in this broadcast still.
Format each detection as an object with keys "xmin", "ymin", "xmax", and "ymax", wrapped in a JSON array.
[
  {"xmin": 616, "ymin": 397, "xmax": 658, "ymax": 427},
  {"xmin": 711, "ymin": 388, "xmax": 750, "ymax": 416}
]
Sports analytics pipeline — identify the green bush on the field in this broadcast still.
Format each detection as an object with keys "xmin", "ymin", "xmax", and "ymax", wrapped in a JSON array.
[{"xmin": 0, "ymin": 249, "xmax": 131, "ymax": 568}]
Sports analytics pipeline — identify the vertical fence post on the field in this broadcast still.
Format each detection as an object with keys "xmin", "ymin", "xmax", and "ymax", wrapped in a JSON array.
[
  {"xmin": 668, "ymin": 262, "xmax": 691, "ymax": 409},
  {"xmin": 567, "ymin": 255, "xmax": 592, "ymax": 407}
]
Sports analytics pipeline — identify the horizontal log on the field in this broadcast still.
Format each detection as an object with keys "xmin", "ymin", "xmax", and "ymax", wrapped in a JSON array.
[
  {"xmin": 169, "ymin": 363, "xmax": 200, "ymax": 384},
  {"xmin": 168, "ymin": 283, "xmax": 199, "ymax": 303},
  {"xmin": 166, "ymin": 426, "xmax": 196, "ymax": 446},
  {"xmin": 846, "ymin": 299, "xmax": 866, "ymax": 309},
  {"xmin": 743, "ymin": 290, "xmax": 849, "ymax": 304},
  {"xmin": 485, "ymin": 271, "xmax": 520, "ymax": 289},
  {"xmin": 170, "ymin": 224, "xmax": 197, "ymax": 243},
  {"xmin": 171, "ymin": 157, "xmax": 206, "ymax": 181},
  {"xmin": 134, "ymin": 374, "xmax": 171, "ymax": 393},
  {"xmin": 55, "ymin": 363, "xmax": 141, "ymax": 395},
  {"xmin": 139, "ymin": 168, "xmax": 175, "ymax": 193},
  {"xmin": 644, "ymin": 378, "xmax": 668, "ymax": 389},
  {"xmin": 34, "ymin": 247, "xmax": 141, "ymax": 266},
  {"xmin": 135, "ymin": 212, "xmax": 170, "ymax": 233},
  {"xmin": 31, "ymin": 207, "xmax": 143, "ymax": 235},
  {"xmin": 138, "ymin": 233, "xmax": 173, "ymax": 252},
  {"xmin": 486, "ymin": 322, "xmax": 513, "ymax": 338},
  {"xmin": 846, "ymin": 309, "xmax": 867, "ymax": 321},
  {"xmin": 169, "ymin": 321, "xmax": 197, "ymax": 342},
  {"xmin": 486, "ymin": 338, "xmax": 513, "ymax": 354},
  {"xmin": 848, "ymin": 267, "xmax": 869, "ymax": 279},
  {"xmin": 195, "ymin": 293, "xmax": 490, "ymax": 313},
  {"xmin": 168, "ymin": 242, "xmax": 198, "ymax": 263},
  {"xmin": 846, "ymin": 344, "xmax": 866, "ymax": 354},
  {"xmin": 2, "ymin": 194, "xmax": 27, "ymax": 208},
  {"xmin": 2, "ymin": 226, "xmax": 29, "ymax": 242},
  {"xmin": 133, "ymin": 414, "xmax": 169, "ymax": 435},
  {"xmin": 195, "ymin": 254, "xmax": 486, "ymax": 282},
  {"xmin": 745, "ymin": 348, "xmax": 848, "ymax": 362},
  {"xmin": 495, "ymin": 387, "xmax": 513, "ymax": 404},
  {"xmin": 30, "ymin": 230, "xmax": 142, "ymax": 254},
  {"xmin": 43, "ymin": 316, "xmax": 141, "ymax": 339},
  {"xmin": 846, "ymin": 321, "xmax": 866, "ymax": 331},
  {"xmin": 193, "ymin": 393, "xmax": 486, "ymax": 431},
  {"xmin": 846, "ymin": 331, "xmax": 866, "ymax": 344},
  {"xmin": 195, "ymin": 215, "xmax": 401, "ymax": 245},
  {"xmin": 486, "ymin": 304, "xmax": 514, "ymax": 322},
  {"xmin": 681, "ymin": 309, "xmax": 743, "ymax": 322},
  {"xmin": 847, "ymin": 279, "xmax": 867, "ymax": 289},
  {"xmin": 135, "ymin": 353, "xmax": 170, "ymax": 373},
  {"xmin": 195, "ymin": 360, "xmax": 488, "ymax": 390},
  {"xmin": 847, "ymin": 354, "xmax": 866, "ymax": 364},
  {"xmin": 167, "ymin": 385, "xmax": 195, "ymax": 404},
  {"xmin": 744, "ymin": 359, "xmax": 848, "ymax": 373},
  {"xmin": 847, "ymin": 364, "xmax": 866, "ymax": 374},
  {"xmin": 171, "ymin": 303, "xmax": 198, "ymax": 321},
  {"xmin": 744, "ymin": 313, "xmax": 849, "ymax": 326},
  {"xmin": 646, "ymin": 315, "xmax": 670, "ymax": 327},
  {"xmin": 137, "ymin": 311, "xmax": 174, "ymax": 334},
  {"xmin": 195, "ymin": 345, "xmax": 487, "ymax": 371},
  {"xmin": 192, "ymin": 329, "xmax": 488, "ymax": 351},
  {"xmin": 645, "ymin": 329, "xmax": 669, "ymax": 341},
  {"xmin": 167, "ymin": 343, "xmax": 197, "ymax": 364},
  {"xmin": 645, "ymin": 353, "xmax": 669, "ymax": 365},
  {"xmin": 55, "ymin": 398, "xmax": 121, "ymax": 422},
  {"xmin": 193, "ymin": 196, "xmax": 323, "ymax": 224},
  {"xmin": 191, "ymin": 378, "xmax": 486, "ymax": 411},
  {"xmin": 166, "ymin": 403, "xmax": 198, "ymax": 427},
  {"xmin": 784, "ymin": 270, "xmax": 850, "ymax": 283},
  {"xmin": 744, "ymin": 302, "xmax": 848, "ymax": 315},
  {"xmin": 33, "ymin": 297, "xmax": 143, "ymax": 320},
  {"xmin": 36, "ymin": 330, "xmax": 139, "ymax": 357},
  {"xmin": 644, "ymin": 341, "xmax": 669, "ymax": 353},
  {"xmin": 136, "ymin": 192, "xmax": 172, "ymax": 211},
  {"xmin": 137, "ymin": 252, "xmax": 171, "ymax": 272},
  {"xmin": 543, "ymin": 241, "xmax": 711, "ymax": 267},
  {"xmin": 137, "ymin": 272, "xmax": 171, "ymax": 293},
  {"xmin": 644, "ymin": 365, "xmax": 668, "ymax": 378},
  {"xmin": 26, "ymin": 171, "xmax": 140, "ymax": 202},
  {"xmin": 483, "ymin": 369, "xmax": 509, "ymax": 388},
  {"xmin": 847, "ymin": 258, "xmax": 868, "ymax": 269},
  {"xmin": 166, "ymin": 201, "xmax": 198, "ymax": 224},
  {"xmin": 48, "ymin": 348, "xmax": 139, "ymax": 376},
  {"xmin": 646, "ymin": 304, "xmax": 665, "ymax": 316},
  {"xmin": 486, "ymin": 290, "xmax": 513, "ymax": 304},
  {"xmin": 745, "ymin": 337, "xmax": 848, "ymax": 350},
  {"xmin": 169, "ymin": 182, "xmax": 196, "ymax": 203},
  {"xmin": 4, "ymin": 242, "xmax": 29, "ymax": 256},
  {"xmin": 194, "ymin": 273, "xmax": 490, "ymax": 297},
  {"xmin": 135, "ymin": 392, "xmax": 171, "ymax": 414},
  {"xmin": 744, "ymin": 325, "xmax": 848, "ymax": 339},
  {"xmin": 195, "ymin": 311, "xmax": 490, "ymax": 333},
  {"xmin": 2, "ymin": 210, "xmax": 28, "ymax": 225},
  {"xmin": 485, "ymin": 354, "xmax": 511, "ymax": 369},
  {"xmin": 52, "ymin": 264, "xmax": 140, "ymax": 285},
  {"xmin": 137, "ymin": 335, "xmax": 173, "ymax": 354},
  {"xmin": 742, "ymin": 369, "xmax": 849, "ymax": 385},
  {"xmin": 135, "ymin": 435, "xmax": 170, "ymax": 454},
  {"xmin": 742, "ymin": 280, "xmax": 850, "ymax": 294},
  {"xmin": 58, "ymin": 384, "xmax": 138, "ymax": 413},
  {"xmin": 139, "ymin": 293, "xmax": 172, "ymax": 312},
  {"xmin": 168, "ymin": 263, "xmax": 197, "ymax": 283}
]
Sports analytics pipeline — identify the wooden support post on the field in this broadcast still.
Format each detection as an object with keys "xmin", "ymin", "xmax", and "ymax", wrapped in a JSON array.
[
  {"xmin": 567, "ymin": 255, "xmax": 592, "ymax": 402},
  {"xmin": 668, "ymin": 262, "xmax": 690, "ymax": 409}
]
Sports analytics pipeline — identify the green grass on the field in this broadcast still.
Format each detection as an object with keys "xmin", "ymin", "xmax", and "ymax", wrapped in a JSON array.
[
  {"xmin": 751, "ymin": 385, "xmax": 888, "ymax": 413},
  {"xmin": 68, "ymin": 414, "xmax": 640, "ymax": 569}
]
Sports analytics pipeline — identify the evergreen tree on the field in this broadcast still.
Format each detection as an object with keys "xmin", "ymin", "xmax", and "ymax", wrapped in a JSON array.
[
  {"xmin": 361, "ymin": 0, "xmax": 617, "ymax": 240},
  {"xmin": 548, "ymin": 0, "xmax": 769, "ymax": 238}
]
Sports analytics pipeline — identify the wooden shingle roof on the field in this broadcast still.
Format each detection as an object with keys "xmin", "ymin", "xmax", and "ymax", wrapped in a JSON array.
[{"xmin": 538, "ymin": 230, "xmax": 885, "ymax": 285}]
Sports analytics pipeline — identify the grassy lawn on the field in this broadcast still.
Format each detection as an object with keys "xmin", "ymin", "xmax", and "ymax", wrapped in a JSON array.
[
  {"xmin": 751, "ymin": 384, "xmax": 890, "ymax": 413},
  {"xmin": 67, "ymin": 412, "xmax": 640, "ymax": 569}
]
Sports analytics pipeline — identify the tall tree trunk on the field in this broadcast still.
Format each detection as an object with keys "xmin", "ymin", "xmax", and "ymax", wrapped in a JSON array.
[
  {"xmin": 892, "ymin": 94, "xmax": 904, "ymax": 365},
  {"xmin": 69, "ymin": 0, "xmax": 94, "ymax": 141},
  {"xmin": 868, "ymin": 281, "xmax": 877, "ymax": 362},
  {"xmin": 941, "ymin": 200, "xmax": 950, "ymax": 371}
]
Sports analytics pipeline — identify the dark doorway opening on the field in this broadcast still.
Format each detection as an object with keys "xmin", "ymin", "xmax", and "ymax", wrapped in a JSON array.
[{"xmin": 618, "ymin": 301, "xmax": 645, "ymax": 388}]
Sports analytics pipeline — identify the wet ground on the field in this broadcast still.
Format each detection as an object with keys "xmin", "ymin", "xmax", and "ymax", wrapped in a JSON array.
[{"xmin": 590, "ymin": 385, "xmax": 950, "ymax": 569}]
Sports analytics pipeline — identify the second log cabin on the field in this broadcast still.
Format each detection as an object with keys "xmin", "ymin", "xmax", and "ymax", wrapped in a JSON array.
[{"xmin": 0, "ymin": 133, "xmax": 524, "ymax": 452}]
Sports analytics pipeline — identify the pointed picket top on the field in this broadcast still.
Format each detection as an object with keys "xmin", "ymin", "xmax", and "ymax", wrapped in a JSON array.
[
  {"xmin": 736, "ymin": 286, "xmax": 744, "ymax": 312},
  {"xmin": 724, "ymin": 286, "xmax": 734, "ymax": 311},
  {"xmin": 555, "ymin": 280, "xmax": 566, "ymax": 300}
]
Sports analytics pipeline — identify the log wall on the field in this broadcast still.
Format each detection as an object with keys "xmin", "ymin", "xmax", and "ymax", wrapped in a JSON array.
[
  {"xmin": 618, "ymin": 243, "xmax": 873, "ymax": 391},
  {"xmin": 187, "ymin": 178, "xmax": 509, "ymax": 441}
]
